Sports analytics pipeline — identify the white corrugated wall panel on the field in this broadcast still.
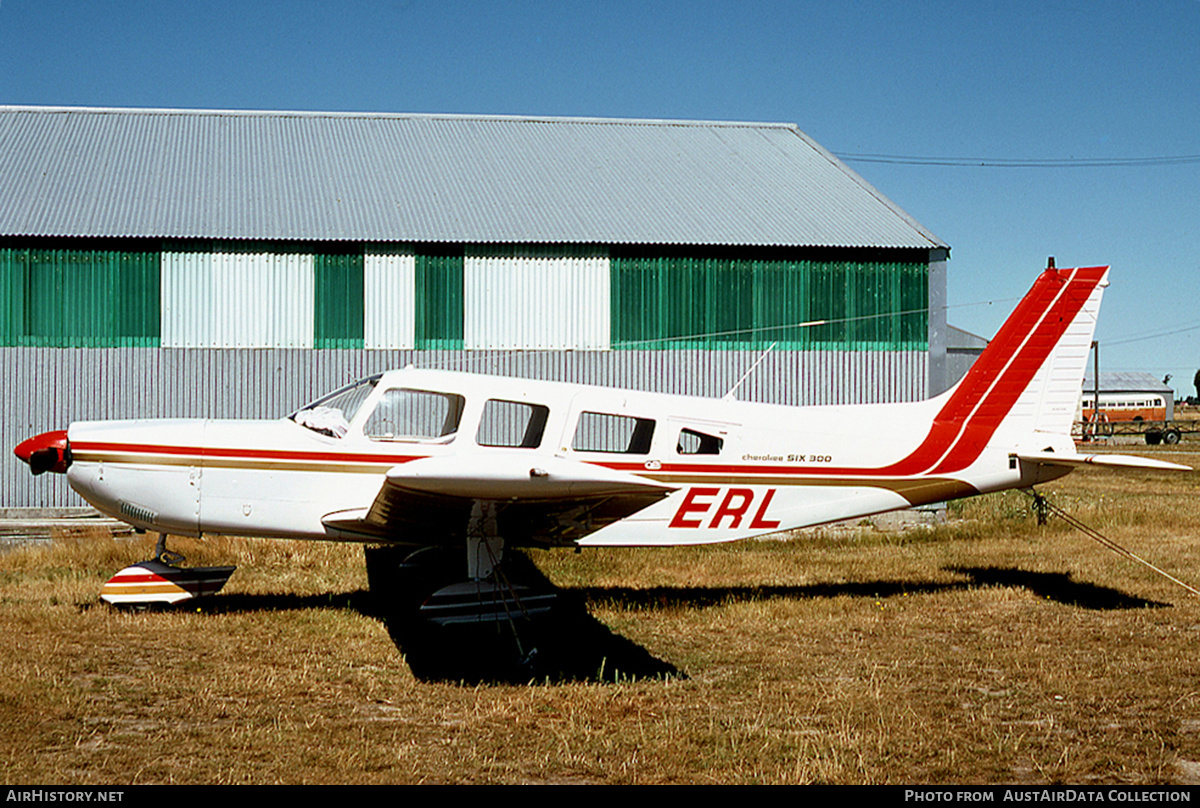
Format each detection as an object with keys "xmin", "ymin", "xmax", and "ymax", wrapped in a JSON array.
[
  {"xmin": 162, "ymin": 248, "xmax": 315, "ymax": 348},
  {"xmin": 364, "ymin": 247, "xmax": 415, "ymax": 349},
  {"xmin": 464, "ymin": 249, "xmax": 610, "ymax": 349}
]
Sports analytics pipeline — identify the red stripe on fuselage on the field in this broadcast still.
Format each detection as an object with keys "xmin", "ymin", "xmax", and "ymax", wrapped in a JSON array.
[{"xmin": 71, "ymin": 441, "xmax": 423, "ymax": 467}]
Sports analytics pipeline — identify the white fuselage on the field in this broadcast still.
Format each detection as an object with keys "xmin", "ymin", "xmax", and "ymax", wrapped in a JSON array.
[{"xmin": 65, "ymin": 367, "xmax": 1054, "ymax": 547}]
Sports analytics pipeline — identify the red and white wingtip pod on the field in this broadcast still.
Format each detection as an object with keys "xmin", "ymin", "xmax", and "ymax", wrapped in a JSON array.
[
  {"xmin": 13, "ymin": 430, "xmax": 72, "ymax": 475},
  {"xmin": 100, "ymin": 559, "xmax": 236, "ymax": 606}
]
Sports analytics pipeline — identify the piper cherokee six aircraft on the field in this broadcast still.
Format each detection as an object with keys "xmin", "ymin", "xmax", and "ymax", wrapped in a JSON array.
[{"xmin": 12, "ymin": 264, "xmax": 1190, "ymax": 614}]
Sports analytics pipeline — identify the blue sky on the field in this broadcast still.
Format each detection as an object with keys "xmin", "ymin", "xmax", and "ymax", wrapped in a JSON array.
[{"xmin": 2, "ymin": 1, "xmax": 1197, "ymax": 394}]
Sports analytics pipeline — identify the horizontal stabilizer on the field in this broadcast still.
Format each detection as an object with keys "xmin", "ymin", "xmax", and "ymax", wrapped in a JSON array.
[{"xmin": 1016, "ymin": 451, "xmax": 1192, "ymax": 472}]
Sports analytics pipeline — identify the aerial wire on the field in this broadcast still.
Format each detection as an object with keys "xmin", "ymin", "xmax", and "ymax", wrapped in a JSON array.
[{"xmin": 836, "ymin": 153, "xmax": 1200, "ymax": 168}]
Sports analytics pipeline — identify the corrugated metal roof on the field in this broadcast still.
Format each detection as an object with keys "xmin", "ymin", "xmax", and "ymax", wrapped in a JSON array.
[
  {"xmin": 0, "ymin": 106, "xmax": 946, "ymax": 249},
  {"xmin": 1082, "ymin": 372, "xmax": 1172, "ymax": 392},
  {"xmin": 947, "ymin": 324, "xmax": 988, "ymax": 350}
]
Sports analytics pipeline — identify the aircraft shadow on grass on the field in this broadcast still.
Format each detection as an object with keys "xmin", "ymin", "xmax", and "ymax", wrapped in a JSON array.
[
  {"xmin": 143, "ymin": 587, "xmax": 675, "ymax": 685},
  {"xmin": 368, "ymin": 556, "xmax": 1148, "ymax": 683},
  {"xmin": 167, "ymin": 562, "xmax": 1162, "ymax": 686},
  {"xmin": 576, "ymin": 567, "xmax": 1165, "ymax": 612},
  {"xmin": 946, "ymin": 566, "xmax": 1167, "ymax": 610},
  {"xmin": 367, "ymin": 552, "xmax": 681, "ymax": 685}
]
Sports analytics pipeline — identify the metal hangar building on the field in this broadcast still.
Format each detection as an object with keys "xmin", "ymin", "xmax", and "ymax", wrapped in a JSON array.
[{"xmin": 0, "ymin": 106, "xmax": 949, "ymax": 507}]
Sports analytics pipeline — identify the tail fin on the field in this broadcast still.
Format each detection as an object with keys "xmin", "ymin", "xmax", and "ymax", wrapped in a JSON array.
[
  {"xmin": 927, "ymin": 266, "xmax": 1108, "ymax": 473},
  {"xmin": 991, "ymin": 265, "xmax": 1108, "ymax": 439},
  {"xmin": 980, "ymin": 266, "xmax": 1190, "ymax": 475}
]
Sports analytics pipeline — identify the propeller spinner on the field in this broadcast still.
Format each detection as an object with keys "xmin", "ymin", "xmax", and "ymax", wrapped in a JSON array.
[{"xmin": 14, "ymin": 430, "xmax": 72, "ymax": 475}]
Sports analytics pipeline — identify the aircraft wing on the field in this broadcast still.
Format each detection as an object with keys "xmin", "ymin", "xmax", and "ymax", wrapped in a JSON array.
[
  {"xmin": 322, "ymin": 455, "xmax": 677, "ymax": 545},
  {"xmin": 1016, "ymin": 450, "xmax": 1192, "ymax": 472}
]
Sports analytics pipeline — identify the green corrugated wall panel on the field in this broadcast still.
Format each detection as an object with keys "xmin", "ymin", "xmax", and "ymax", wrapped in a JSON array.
[
  {"xmin": 415, "ymin": 248, "xmax": 464, "ymax": 349},
  {"xmin": 314, "ymin": 249, "xmax": 365, "ymax": 349},
  {"xmin": 611, "ymin": 254, "xmax": 927, "ymax": 350},
  {"xmin": 899, "ymin": 262, "xmax": 928, "ymax": 346},
  {"xmin": 0, "ymin": 252, "xmax": 24, "ymax": 345},
  {"xmin": 752, "ymin": 258, "xmax": 805, "ymax": 345},
  {"xmin": 0, "ymin": 246, "xmax": 159, "ymax": 347}
]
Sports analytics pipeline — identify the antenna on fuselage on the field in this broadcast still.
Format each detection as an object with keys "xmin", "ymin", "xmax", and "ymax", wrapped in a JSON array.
[{"xmin": 723, "ymin": 341, "xmax": 778, "ymax": 401}]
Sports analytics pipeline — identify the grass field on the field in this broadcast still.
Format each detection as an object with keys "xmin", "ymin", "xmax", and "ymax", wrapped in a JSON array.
[{"xmin": 1, "ymin": 446, "xmax": 1199, "ymax": 784}]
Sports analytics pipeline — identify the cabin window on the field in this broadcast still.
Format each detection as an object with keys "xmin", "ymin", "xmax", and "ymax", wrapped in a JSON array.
[
  {"xmin": 677, "ymin": 428, "xmax": 724, "ymax": 455},
  {"xmin": 292, "ymin": 376, "xmax": 379, "ymax": 437},
  {"xmin": 365, "ymin": 388, "xmax": 465, "ymax": 441},
  {"xmin": 571, "ymin": 412, "xmax": 655, "ymax": 454},
  {"xmin": 476, "ymin": 399, "xmax": 550, "ymax": 448}
]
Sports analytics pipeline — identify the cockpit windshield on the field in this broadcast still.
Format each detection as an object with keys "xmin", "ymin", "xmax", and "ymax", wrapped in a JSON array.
[{"xmin": 291, "ymin": 375, "xmax": 380, "ymax": 438}]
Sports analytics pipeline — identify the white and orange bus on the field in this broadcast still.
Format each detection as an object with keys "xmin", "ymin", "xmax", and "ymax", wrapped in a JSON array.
[{"xmin": 1080, "ymin": 392, "xmax": 1168, "ymax": 423}]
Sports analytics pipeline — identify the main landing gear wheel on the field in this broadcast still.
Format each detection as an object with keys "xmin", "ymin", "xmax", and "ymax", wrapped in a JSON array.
[
  {"xmin": 364, "ymin": 542, "xmax": 561, "ymax": 682},
  {"xmin": 364, "ymin": 543, "xmax": 558, "ymax": 626},
  {"xmin": 363, "ymin": 544, "xmax": 458, "ymax": 615}
]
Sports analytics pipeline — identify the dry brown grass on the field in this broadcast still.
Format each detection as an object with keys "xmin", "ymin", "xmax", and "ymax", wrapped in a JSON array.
[{"xmin": 2, "ymin": 445, "xmax": 1200, "ymax": 784}]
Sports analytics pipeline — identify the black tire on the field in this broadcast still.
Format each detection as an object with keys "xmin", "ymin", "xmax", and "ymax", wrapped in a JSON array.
[
  {"xmin": 1164, "ymin": 430, "xmax": 1182, "ymax": 445},
  {"xmin": 1146, "ymin": 430, "xmax": 1162, "ymax": 445},
  {"xmin": 364, "ymin": 544, "xmax": 456, "ymax": 615}
]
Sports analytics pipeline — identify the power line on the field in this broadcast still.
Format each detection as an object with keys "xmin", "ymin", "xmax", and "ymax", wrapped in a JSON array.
[
  {"xmin": 835, "ymin": 152, "xmax": 1200, "ymax": 168},
  {"xmin": 1104, "ymin": 322, "xmax": 1200, "ymax": 346}
]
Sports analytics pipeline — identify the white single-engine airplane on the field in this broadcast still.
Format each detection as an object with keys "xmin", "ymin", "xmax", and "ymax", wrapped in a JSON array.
[{"xmin": 13, "ymin": 265, "xmax": 1190, "ymax": 614}]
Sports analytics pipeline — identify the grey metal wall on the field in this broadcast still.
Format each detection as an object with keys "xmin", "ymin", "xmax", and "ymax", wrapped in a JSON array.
[{"xmin": 2, "ymin": 347, "xmax": 927, "ymax": 507}]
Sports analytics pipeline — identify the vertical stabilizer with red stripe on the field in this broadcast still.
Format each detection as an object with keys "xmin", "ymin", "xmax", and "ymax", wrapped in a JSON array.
[
  {"xmin": 929, "ymin": 266, "xmax": 1108, "ymax": 471},
  {"xmin": 1001, "ymin": 266, "xmax": 1108, "ymax": 442}
]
